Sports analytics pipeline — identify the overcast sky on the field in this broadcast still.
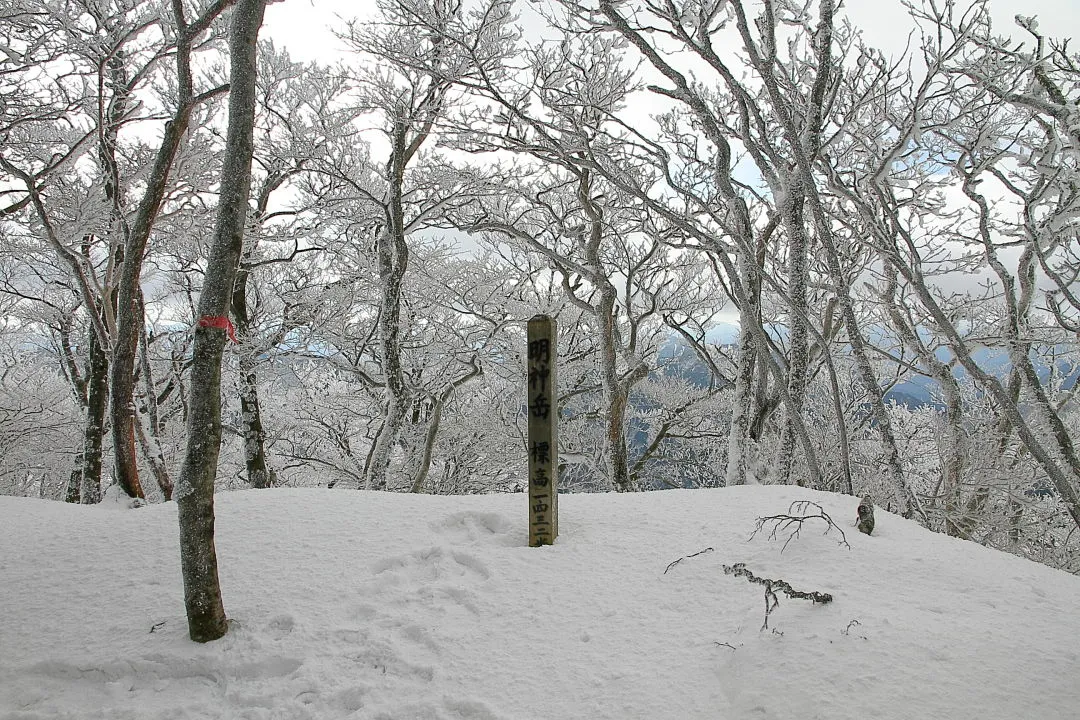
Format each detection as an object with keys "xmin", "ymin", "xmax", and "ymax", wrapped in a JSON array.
[{"xmin": 263, "ymin": 0, "xmax": 1080, "ymax": 63}]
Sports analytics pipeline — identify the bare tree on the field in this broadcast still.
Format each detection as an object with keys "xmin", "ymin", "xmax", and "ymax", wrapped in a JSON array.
[
  {"xmin": 230, "ymin": 47, "xmax": 324, "ymax": 489},
  {"xmin": 529, "ymin": 0, "xmax": 859, "ymax": 491},
  {"xmin": 111, "ymin": 0, "xmax": 236, "ymax": 501},
  {"xmin": 176, "ymin": 0, "xmax": 268, "ymax": 643},
  {"xmin": 2, "ymin": 1, "xmax": 129, "ymax": 503},
  {"xmin": 1, "ymin": 0, "xmax": 236, "ymax": 502},
  {"xmin": 318, "ymin": 0, "xmax": 513, "ymax": 490},
  {"xmin": 821, "ymin": 0, "xmax": 1080, "ymax": 532}
]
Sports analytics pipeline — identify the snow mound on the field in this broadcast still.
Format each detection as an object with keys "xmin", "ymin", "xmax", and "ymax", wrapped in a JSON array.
[{"xmin": 1, "ymin": 486, "xmax": 1077, "ymax": 719}]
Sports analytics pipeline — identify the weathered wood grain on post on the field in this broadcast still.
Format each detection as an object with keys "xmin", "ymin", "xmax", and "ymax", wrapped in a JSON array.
[{"xmin": 527, "ymin": 315, "xmax": 559, "ymax": 546}]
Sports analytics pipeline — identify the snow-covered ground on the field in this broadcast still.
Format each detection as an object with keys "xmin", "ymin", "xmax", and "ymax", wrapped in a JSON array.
[{"xmin": 2, "ymin": 486, "xmax": 1078, "ymax": 720}]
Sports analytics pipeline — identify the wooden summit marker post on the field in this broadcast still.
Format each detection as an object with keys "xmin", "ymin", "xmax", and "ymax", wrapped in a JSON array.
[{"xmin": 527, "ymin": 314, "xmax": 558, "ymax": 546}]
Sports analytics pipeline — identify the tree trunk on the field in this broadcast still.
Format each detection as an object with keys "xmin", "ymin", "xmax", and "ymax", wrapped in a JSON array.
[
  {"xmin": 135, "ymin": 410, "xmax": 173, "ymax": 501},
  {"xmin": 239, "ymin": 359, "xmax": 273, "ymax": 488},
  {"xmin": 843, "ymin": 305, "xmax": 920, "ymax": 518},
  {"xmin": 409, "ymin": 397, "xmax": 444, "ymax": 494},
  {"xmin": 726, "ymin": 254, "xmax": 760, "ymax": 486},
  {"xmin": 776, "ymin": 189, "xmax": 811, "ymax": 484},
  {"xmin": 366, "ymin": 123, "xmax": 411, "ymax": 492},
  {"xmin": 232, "ymin": 265, "xmax": 273, "ymax": 488},
  {"xmin": 137, "ymin": 328, "xmax": 173, "ymax": 499},
  {"xmin": 365, "ymin": 229, "xmax": 409, "ymax": 490},
  {"xmin": 410, "ymin": 360, "xmax": 482, "ymax": 493},
  {"xmin": 590, "ymin": 229, "xmax": 643, "ymax": 490},
  {"xmin": 65, "ymin": 453, "xmax": 82, "ymax": 504},
  {"xmin": 109, "ymin": 0, "xmax": 231, "ymax": 500},
  {"xmin": 111, "ymin": 142, "xmax": 192, "ymax": 501},
  {"xmin": 938, "ymin": 369, "xmax": 965, "ymax": 537},
  {"xmin": 605, "ymin": 385, "xmax": 633, "ymax": 491},
  {"xmin": 176, "ymin": 0, "xmax": 268, "ymax": 643},
  {"xmin": 80, "ymin": 326, "xmax": 109, "ymax": 504}
]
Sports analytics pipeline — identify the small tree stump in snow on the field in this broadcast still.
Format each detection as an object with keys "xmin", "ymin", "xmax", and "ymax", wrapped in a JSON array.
[{"xmin": 857, "ymin": 495, "xmax": 875, "ymax": 535}]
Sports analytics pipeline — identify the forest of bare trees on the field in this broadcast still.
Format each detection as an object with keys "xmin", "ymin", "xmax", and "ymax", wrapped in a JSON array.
[{"xmin": 3, "ymin": 0, "xmax": 1079, "ymax": 610}]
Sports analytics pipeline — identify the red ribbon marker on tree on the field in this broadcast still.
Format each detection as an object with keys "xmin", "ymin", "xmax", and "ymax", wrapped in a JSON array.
[{"xmin": 197, "ymin": 315, "xmax": 238, "ymax": 343}]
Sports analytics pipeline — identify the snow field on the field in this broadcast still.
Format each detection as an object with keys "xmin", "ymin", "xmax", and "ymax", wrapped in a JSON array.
[{"xmin": 1, "ymin": 486, "xmax": 1078, "ymax": 719}]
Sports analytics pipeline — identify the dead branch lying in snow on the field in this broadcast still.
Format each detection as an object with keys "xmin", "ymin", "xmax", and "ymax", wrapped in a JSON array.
[
  {"xmin": 751, "ymin": 500, "xmax": 851, "ymax": 551},
  {"xmin": 663, "ymin": 547, "xmax": 835, "ymax": 631},
  {"xmin": 722, "ymin": 562, "xmax": 834, "ymax": 630}
]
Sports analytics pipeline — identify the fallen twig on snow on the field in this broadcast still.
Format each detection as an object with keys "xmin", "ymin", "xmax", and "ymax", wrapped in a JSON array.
[
  {"xmin": 722, "ymin": 562, "xmax": 833, "ymax": 630},
  {"xmin": 843, "ymin": 619, "xmax": 867, "ymax": 639},
  {"xmin": 663, "ymin": 546, "xmax": 714, "ymax": 574},
  {"xmin": 663, "ymin": 548, "xmax": 835, "ymax": 631}
]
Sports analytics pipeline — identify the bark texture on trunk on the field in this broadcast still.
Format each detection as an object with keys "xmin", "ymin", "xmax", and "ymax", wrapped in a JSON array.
[
  {"xmin": 232, "ymin": 266, "xmax": 273, "ymax": 488},
  {"xmin": 366, "ymin": 122, "xmax": 412, "ymax": 491},
  {"xmin": 80, "ymin": 327, "xmax": 109, "ymax": 505},
  {"xmin": 725, "ymin": 259, "xmax": 760, "ymax": 486},
  {"xmin": 176, "ymin": 0, "xmax": 267, "ymax": 643},
  {"xmin": 938, "ymin": 373, "xmax": 965, "ymax": 537},
  {"xmin": 776, "ymin": 189, "xmax": 810, "ymax": 485},
  {"xmin": 137, "ymin": 328, "xmax": 173, "ymax": 499},
  {"xmin": 65, "ymin": 454, "xmax": 82, "ymax": 504}
]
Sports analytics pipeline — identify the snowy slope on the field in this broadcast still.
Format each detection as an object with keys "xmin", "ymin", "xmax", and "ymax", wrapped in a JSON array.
[{"xmin": 1, "ymin": 486, "xmax": 1078, "ymax": 720}]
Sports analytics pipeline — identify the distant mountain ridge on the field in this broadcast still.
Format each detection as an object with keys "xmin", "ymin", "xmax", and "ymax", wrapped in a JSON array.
[{"xmin": 656, "ymin": 324, "xmax": 1079, "ymax": 408}]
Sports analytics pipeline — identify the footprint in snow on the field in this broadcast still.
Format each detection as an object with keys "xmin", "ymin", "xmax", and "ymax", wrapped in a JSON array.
[
  {"xmin": 231, "ymin": 655, "xmax": 304, "ymax": 680},
  {"xmin": 372, "ymin": 697, "xmax": 505, "ymax": 720},
  {"xmin": 295, "ymin": 685, "xmax": 367, "ymax": 714},
  {"xmin": 264, "ymin": 613, "xmax": 296, "ymax": 640},
  {"xmin": 432, "ymin": 511, "xmax": 518, "ymax": 547},
  {"xmin": 344, "ymin": 634, "xmax": 436, "ymax": 683},
  {"xmin": 358, "ymin": 546, "xmax": 489, "ymax": 618},
  {"xmin": 369, "ymin": 546, "xmax": 492, "ymax": 584}
]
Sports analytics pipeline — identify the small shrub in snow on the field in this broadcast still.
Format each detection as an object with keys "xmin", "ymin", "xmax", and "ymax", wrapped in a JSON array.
[{"xmin": 751, "ymin": 500, "xmax": 850, "ymax": 551}]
